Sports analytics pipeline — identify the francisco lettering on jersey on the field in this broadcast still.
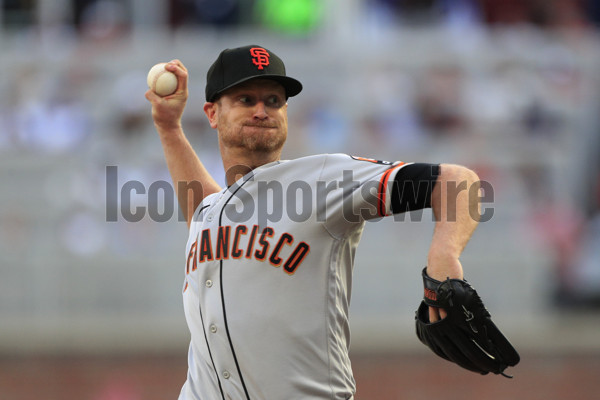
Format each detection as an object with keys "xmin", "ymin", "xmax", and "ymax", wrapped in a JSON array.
[{"xmin": 185, "ymin": 225, "xmax": 310, "ymax": 289}]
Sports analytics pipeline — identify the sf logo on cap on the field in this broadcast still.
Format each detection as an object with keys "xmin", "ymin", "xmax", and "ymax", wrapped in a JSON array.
[{"xmin": 250, "ymin": 47, "xmax": 270, "ymax": 70}]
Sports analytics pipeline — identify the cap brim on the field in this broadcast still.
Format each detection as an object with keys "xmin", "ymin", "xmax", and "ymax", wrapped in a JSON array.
[{"xmin": 211, "ymin": 75, "xmax": 303, "ymax": 102}]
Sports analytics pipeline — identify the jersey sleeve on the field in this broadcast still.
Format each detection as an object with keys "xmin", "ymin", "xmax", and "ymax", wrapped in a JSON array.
[{"xmin": 317, "ymin": 154, "xmax": 415, "ymax": 235}]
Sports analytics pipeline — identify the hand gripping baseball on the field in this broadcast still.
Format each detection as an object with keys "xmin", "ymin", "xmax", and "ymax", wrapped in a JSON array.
[
  {"xmin": 145, "ymin": 60, "xmax": 189, "ymax": 132},
  {"xmin": 415, "ymin": 268, "xmax": 520, "ymax": 377}
]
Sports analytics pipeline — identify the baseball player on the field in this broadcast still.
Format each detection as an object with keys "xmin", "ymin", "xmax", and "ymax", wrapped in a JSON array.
[{"xmin": 145, "ymin": 45, "xmax": 518, "ymax": 400}]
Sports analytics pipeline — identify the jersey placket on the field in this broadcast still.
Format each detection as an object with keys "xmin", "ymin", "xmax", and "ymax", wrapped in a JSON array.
[{"xmin": 196, "ymin": 195, "xmax": 249, "ymax": 400}]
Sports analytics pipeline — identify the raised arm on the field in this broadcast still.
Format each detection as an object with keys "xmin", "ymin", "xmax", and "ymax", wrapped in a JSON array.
[{"xmin": 145, "ymin": 60, "xmax": 222, "ymax": 228}]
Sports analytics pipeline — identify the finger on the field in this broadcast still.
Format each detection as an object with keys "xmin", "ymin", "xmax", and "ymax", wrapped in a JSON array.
[
  {"xmin": 428, "ymin": 306, "xmax": 448, "ymax": 322},
  {"xmin": 145, "ymin": 89, "xmax": 158, "ymax": 102},
  {"xmin": 168, "ymin": 59, "xmax": 188, "ymax": 73},
  {"xmin": 145, "ymin": 88, "xmax": 168, "ymax": 103},
  {"xmin": 165, "ymin": 60, "xmax": 188, "ymax": 79},
  {"xmin": 429, "ymin": 306, "xmax": 440, "ymax": 322},
  {"xmin": 165, "ymin": 62, "xmax": 188, "ymax": 94}
]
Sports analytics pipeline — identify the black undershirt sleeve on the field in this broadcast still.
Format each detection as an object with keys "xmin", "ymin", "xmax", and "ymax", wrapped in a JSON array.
[{"xmin": 390, "ymin": 163, "xmax": 440, "ymax": 214}]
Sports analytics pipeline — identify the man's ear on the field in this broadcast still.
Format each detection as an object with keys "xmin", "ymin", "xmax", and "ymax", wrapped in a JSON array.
[{"xmin": 203, "ymin": 102, "xmax": 218, "ymax": 129}]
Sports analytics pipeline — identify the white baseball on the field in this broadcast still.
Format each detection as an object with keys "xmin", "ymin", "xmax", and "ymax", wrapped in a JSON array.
[{"xmin": 147, "ymin": 63, "xmax": 178, "ymax": 96}]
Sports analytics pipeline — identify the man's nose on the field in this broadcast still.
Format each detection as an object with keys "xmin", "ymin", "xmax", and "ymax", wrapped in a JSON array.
[{"xmin": 253, "ymin": 102, "xmax": 268, "ymax": 119}]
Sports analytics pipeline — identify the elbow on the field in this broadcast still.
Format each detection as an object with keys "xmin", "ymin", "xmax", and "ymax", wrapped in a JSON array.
[
  {"xmin": 432, "ymin": 164, "xmax": 482, "ymax": 223},
  {"xmin": 438, "ymin": 164, "xmax": 479, "ymax": 185}
]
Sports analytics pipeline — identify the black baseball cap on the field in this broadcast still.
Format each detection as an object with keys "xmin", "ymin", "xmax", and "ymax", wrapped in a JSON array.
[{"xmin": 205, "ymin": 45, "xmax": 303, "ymax": 102}]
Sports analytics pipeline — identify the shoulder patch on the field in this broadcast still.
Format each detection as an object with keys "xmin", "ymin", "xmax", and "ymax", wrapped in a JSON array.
[{"xmin": 350, "ymin": 155, "xmax": 394, "ymax": 165}]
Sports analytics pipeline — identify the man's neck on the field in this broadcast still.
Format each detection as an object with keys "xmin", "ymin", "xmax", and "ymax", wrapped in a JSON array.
[{"xmin": 222, "ymin": 149, "xmax": 281, "ymax": 186}]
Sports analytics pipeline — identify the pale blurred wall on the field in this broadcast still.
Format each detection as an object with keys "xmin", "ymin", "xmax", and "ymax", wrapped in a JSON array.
[{"xmin": 1, "ymin": 0, "xmax": 600, "ymax": 356}]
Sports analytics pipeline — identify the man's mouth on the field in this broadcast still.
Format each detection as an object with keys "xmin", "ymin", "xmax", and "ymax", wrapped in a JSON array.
[{"xmin": 243, "ymin": 123, "xmax": 277, "ymax": 129}]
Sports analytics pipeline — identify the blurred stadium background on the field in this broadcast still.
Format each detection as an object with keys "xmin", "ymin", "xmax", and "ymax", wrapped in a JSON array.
[{"xmin": 1, "ymin": 0, "xmax": 600, "ymax": 399}]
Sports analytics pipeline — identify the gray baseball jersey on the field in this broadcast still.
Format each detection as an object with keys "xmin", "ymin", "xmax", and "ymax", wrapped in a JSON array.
[{"xmin": 178, "ymin": 153, "xmax": 410, "ymax": 400}]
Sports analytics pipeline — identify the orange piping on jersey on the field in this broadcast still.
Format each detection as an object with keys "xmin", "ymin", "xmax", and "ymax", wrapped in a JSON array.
[
  {"xmin": 378, "ymin": 162, "xmax": 405, "ymax": 217},
  {"xmin": 352, "ymin": 156, "xmax": 381, "ymax": 163}
]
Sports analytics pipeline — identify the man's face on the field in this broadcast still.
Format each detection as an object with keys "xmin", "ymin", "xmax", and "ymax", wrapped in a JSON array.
[{"xmin": 206, "ymin": 79, "xmax": 289, "ymax": 154}]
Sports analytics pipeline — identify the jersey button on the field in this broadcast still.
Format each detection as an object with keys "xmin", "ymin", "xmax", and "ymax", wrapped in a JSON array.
[
  {"xmin": 210, "ymin": 324, "xmax": 217, "ymax": 333},
  {"xmin": 223, "ymin": 371, "xmax": 230, "ymax": 379},
  {"xmin": 205, "ymin": 279, "xmax": 213, "ymax": 288}
]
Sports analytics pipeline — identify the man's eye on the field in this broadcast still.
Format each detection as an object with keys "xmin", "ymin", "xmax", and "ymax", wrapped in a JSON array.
[
  {"xmin": 267, "ymin": 96, "xmax": 282, "ymax": 106},
  {"xmin": 239, "ymin": 96, "xmax": 250, "ymax": 103}
]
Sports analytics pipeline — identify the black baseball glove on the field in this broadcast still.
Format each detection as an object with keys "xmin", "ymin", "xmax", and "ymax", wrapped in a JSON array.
[{"xmin": 415, "ymin": 268, "xmax": 520, "ymax": 377}]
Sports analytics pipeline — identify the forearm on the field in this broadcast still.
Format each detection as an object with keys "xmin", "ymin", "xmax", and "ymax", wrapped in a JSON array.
[
  {"xmin": 145, "ymin": 60, "xmax": 222, "ymax": 227},
  {"xmin": 427, "ymin": 164, "xmax": 480, "ymax": 280},
  {"xmin": 157, "ymin": 124, "xmax": 221, "ymax": 227}
]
